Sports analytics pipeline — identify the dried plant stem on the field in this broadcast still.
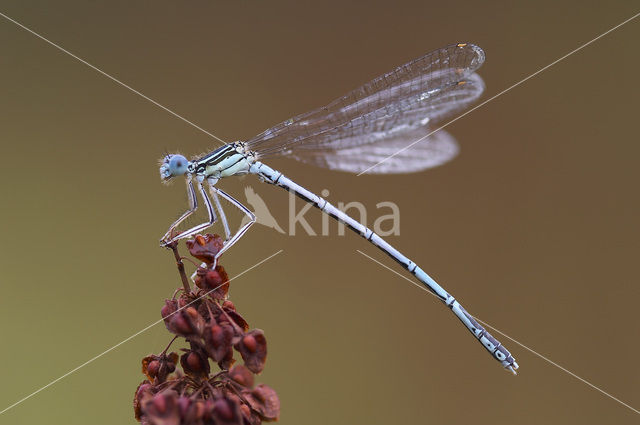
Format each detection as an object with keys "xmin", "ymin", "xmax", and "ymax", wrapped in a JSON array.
[
  {"xmin": 168, "ymin": 241, "xmax": 191, "ymax": 294},
  {"xmin": 160, "ymin": 336, "xmax": 178, "ymax": 355}
]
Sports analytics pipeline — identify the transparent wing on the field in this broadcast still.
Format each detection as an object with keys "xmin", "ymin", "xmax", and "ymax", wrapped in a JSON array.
[
  {"xmin": 247, "ymin": 43, "xmax": 485, "ymax": 160},
  {"xmin": 290, "ymin": 127, "xmax": 459, "ymax": 174}
]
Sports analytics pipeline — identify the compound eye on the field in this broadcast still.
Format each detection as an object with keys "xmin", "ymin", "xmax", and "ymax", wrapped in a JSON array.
[{"xmin": 168, "ymin": 154, "xmax": 189, "ymax": 176}]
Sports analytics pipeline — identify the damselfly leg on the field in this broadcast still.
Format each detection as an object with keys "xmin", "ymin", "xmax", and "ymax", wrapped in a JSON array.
[
  {"xmin": 161, "ymin": 177, "xmax": 217, "ymax": 246},
  {"xmin": 210, "ymin": 184, "xmax": 231, "ymax": 240},
  {"xmin": 189, "ymin": 185, "xmax": 257, "ymax": 275},
  {"xmin": 161, "ymin": 178, "xmax": 198, "ymax": 244},
  {"xmin": 208, "ymin": 186, "xmax": 256, "ymax": 262},
  {"xmin": 161, "ymin": 176, "xmax": 257, "ymax": 267}
]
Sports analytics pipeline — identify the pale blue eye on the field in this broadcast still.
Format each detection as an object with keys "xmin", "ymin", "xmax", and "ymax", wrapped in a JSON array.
[{"xmin": 168, "ymin": 154, "xmax": 189, "ymax": 176}]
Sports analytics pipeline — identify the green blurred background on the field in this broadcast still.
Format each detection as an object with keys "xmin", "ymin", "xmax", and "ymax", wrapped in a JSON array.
[{"xmin": 1, "ymin": 1, "xmax": 639, "ymax": 424}]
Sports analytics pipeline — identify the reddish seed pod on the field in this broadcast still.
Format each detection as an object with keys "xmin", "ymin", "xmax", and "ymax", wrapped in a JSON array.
[
  {"xmin": 194, "ymin": 267, "xmax": 207, "ymax": 289},
  {"xmin": 229, "ymin": 365, "xmax": 254, "ymax": 388},
  {"xmin": 204, "ymin": 399, "xmax": 215, "ymax": 416},
  {"xmin": 222, "ymin": 300, "xmax": 235, "ymax": 310},
  {"xmin": 171, "ymin": 314, "xmax": 192, "ymax": 335},
  {"xmin": 186, "ymin": 352, "xmax": 203, "ymax": 371},
  {"xmin": 195, "ymin": 266, "xmax": 229, "ymax": 296},
  {"xmin": 146, "ymin": 360, "xmax": 160, "ymax": 378},
  {"xmin": 180, "ymin": 350, "xmax": 211, "ymax": 377},
  {"xmin": 160, "ymin": 306, "xmax": 171, "ymax": 319},
  {"xmin": 213, "ymin": 399, "xmax": 234, "ymax": 421},
  {"xmin": 136, "ymin": 382, "xmax": 152, "ymax": 396},
  {"xmin": 187, "ymin": 234, "xmax": 224, "ymax": 264},
  {"xmin": 165, "ymin": 357, "xmax": 177, "ymax": 373},
  {"xmin": 243, "ymin": 335, "xmax": 257, "ymax": 353},
  {"xmin": 161, "ymin": 300, "xmax": 177, "ymax": 319},
  {"xmin": 178, "ymin": 396, "xmax": 191, "ymax": 416},
  {"xmin": 185, "ymin": 307, "xmax": 199, "ymax": 320},
  {"xmin": 194, "ymin": 400, "xmax": 206, "ymax": 419},
  {"xmin": 206, "ymin": 269, "xmax": 223, "ymax": 285},
  {"xmin": 133, "ymin": 381, "xmax": 152, "ymax": 421},
  {"xmin": 152, "ymin": 393, "xmax": 167, "ymax": 414},
  {"xmin": 210, "ymin": 325, "xmax": 223, "ymax": 342},
  {"xmin": 243, "ymin": 384, "xmax": 280, "ymax": 421},
  {"xmin": 235, "ymin": 329, "xmax": 267, "ymax": 373},
  {"xmin": 182, "ymin": 399, "xmax": 206, "ymax": 422}
]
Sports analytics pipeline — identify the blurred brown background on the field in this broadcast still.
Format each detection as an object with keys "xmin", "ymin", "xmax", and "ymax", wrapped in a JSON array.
[{"xmin": 1, "ymin": 1, "xmax": 639, "ymax": 424}]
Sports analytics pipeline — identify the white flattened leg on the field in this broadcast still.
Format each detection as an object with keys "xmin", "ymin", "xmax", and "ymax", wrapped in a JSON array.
[
  {"xmin": 209, "ymin": 186, "xmax": 256, "ymax": 262},
  {"xmin": 161, "ymin": 177, "xmax": 198, "ymax": 244},
  {"xmin": 191, "ymin": 185, "xmax": 256, "ymax": 275},
  {"xmin": 209, "ymin": 179, "xmax": 231, "ymax": 241},
  {"xmin": 162, "ymin": 177, "xmax": 218, "ymax": 246}
]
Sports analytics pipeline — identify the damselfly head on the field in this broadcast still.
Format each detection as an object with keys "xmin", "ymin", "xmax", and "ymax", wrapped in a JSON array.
[{"xmin": 159, "ymin": 154, "xmax": 190, "ymax": 181}]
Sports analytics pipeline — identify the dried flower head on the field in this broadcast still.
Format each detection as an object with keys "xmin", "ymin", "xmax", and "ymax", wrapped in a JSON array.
[{"xmin": 135, "ymin": 234, "xmax": 279, "ymax": 424}]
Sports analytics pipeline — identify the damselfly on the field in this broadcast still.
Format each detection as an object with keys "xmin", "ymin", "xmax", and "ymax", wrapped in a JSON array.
[{"xmin": 159, "ymin": 43, "xmax": 519, "ymax": 374}]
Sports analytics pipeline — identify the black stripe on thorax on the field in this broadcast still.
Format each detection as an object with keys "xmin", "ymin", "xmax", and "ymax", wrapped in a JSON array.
[{"xmin": 198, "ymin": 145, "xmax": 236, "ymax": 165}]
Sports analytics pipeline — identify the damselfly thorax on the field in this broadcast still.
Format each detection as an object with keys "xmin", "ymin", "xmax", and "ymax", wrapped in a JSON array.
[
  {"xmin": 188, "ymin": 142, "xmax": 257, "ymax": 182},
  {"xmin": 158, "ymin": 43, "xmax": 519, "ymax": 374}
]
